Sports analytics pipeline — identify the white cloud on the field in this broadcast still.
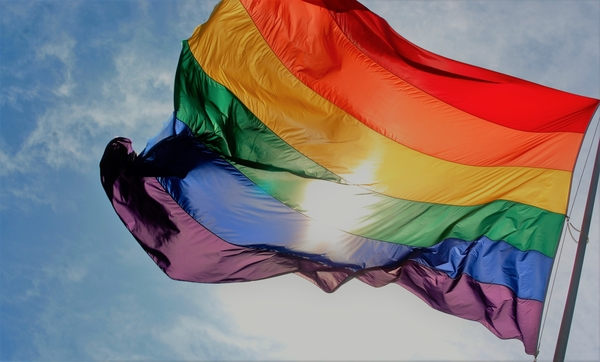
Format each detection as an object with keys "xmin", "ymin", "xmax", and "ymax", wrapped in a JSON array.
[
  {"xmin": 24, "ymin": 45, "xmax": 171, "ymax": 171},
  {"xmin": 0, "ymin": 2, "xmax": 179, "ymax": 203},
  {"xmin": 0, "ymin": 85, "xmax": 41, "ymax": 110},
  {"xmin": 157, "ymin": 314, "xmax": 271, "ymax": 360},
  {"xmin": 216, "ymin": 275, "xmax": 527, "ymax": 360},
  {"xmin": 36, "ymin": 33, "xmax": 77, "ymax": 97},
  {"xmin": 363, "ymin": 0, "xmax": 599, "ymax": 97},
  {"xmin": 0, "ymin": 147, "xmax": 22, "ymax": 177}
]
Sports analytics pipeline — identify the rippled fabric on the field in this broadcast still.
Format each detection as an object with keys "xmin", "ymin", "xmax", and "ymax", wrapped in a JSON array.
[{"xmin": 100, "ymin": 0, "xmax": 600, "ymax": 355}]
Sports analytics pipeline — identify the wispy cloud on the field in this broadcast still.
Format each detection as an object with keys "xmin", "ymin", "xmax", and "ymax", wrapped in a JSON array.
[
  {"xmin": 35, "ymin": 33, "xmax": 77, "ymax": 97},
  {"xmin": 363, "ymin": 0, "xmax": 599, "ymax": 97},
  {"xmin": 0, "ymin": 1, "xmax": 181, "ymax": 201},
  {"xmin": 3, "ymin": 227, "xmax": 268, "ymax": 361},
  {"xmin": 216, "ymin": 275, "xmax": 528, "ymax": 360}
]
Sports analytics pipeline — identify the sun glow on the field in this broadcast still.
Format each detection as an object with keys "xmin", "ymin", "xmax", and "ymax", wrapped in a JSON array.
[
  {"xmin": 300, "ymin": 157, "xmax": 380, "ymax": 233},
  {"xmin": 296, "ymin": 157, "xmax": 384, "ymax": 261}
]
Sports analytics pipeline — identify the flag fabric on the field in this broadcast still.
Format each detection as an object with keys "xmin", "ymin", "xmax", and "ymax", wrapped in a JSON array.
[{"xmin": 100, "ymin": 0, "xmax": 600, "ymax": 355}]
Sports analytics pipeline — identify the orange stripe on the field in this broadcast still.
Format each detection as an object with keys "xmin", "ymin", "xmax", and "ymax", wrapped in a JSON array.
[
  {"xmin": 240, "ymin": 0, "xmax": 583, "ymax": 171},
  {"xmin": 186, "ymin": 0, "xmax": 571, "ymax": 213}
]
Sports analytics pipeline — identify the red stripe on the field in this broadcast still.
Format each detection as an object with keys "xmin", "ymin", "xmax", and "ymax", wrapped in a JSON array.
[
  {"xmin": 322, "ymin": 0, "xmax": 598, "ymax": 133},
  {"xmin": 238, "ymin": 0, "xmax": 590, "ymax": 171}
]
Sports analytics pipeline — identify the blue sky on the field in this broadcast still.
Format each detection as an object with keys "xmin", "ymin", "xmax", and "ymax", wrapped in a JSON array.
[{"xmin": 1, "ymin": 0, "xmax": 598, "ymax": 361}]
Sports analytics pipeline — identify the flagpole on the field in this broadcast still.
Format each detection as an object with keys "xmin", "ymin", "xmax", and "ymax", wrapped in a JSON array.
[{"xmin": 553, "ymin": 124, "xmax": 600, "ymax": 362}]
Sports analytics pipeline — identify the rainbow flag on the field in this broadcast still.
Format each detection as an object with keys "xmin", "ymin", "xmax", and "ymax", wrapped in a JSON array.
[{"xmin": 100, "ymin": 0, "xmax": 599, "ymax": 355}]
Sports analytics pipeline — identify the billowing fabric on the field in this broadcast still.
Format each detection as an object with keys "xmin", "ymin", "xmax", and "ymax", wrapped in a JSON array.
[{"xmin": 100, "ymin": 0, "xmax": 600, "ymax": 355}]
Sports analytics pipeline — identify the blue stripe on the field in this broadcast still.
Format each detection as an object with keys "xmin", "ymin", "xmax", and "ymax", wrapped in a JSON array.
[
  {"xmin": 137, "ymin": 115, "xmax": 552, "ymax": 301},
  {"xmin": 412, "ymin": 237, "xmax": 551, "ymax": 301}
]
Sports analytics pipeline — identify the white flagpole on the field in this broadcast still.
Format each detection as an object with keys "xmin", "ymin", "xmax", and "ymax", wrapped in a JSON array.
[{"xmin": 553, "ymin": 118, "xmax": 600, "ymax": 362}]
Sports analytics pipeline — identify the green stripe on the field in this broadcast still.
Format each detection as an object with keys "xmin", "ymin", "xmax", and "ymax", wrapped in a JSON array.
[
  {"xmin": 234, "ymin": 162, "xmax": 563, "ymax": 257},
  {"xmin": 175, "ymin": 41, "xmax": 563, "ymax": 257},
  {"xmin": 175, "ymin": 41, "xmax": 341, "ymax": 183}
]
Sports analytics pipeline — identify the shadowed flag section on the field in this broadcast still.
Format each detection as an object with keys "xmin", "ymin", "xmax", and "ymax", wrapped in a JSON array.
[{"xmin": 100, "ymin": 0, "xmax": 600, "ymax": 355}]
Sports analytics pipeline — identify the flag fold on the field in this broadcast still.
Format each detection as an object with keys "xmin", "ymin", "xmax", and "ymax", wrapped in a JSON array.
[{"xmin": 100, "ymin": 0, "xmax": 600, "ymax": 355}]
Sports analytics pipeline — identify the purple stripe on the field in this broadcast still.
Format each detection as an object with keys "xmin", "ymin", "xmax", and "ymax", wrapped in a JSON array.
[
  {"xmin": 358, "ymin": 261, "xmax": 541, "ymax": 355},
  {"xmin": 142, "ymin": 118, "xmax": 550, "ymax": 300},
  {"xmin": 110, "ymin": 173, "xmax": 354, "ymax": 292},
  {"xmin": 112, "ymin": 177, "xmax": 539, "ymax": 353},
  {"xmin": 102, "ymin": 137, "xmax": 540, "ymax": 353}
]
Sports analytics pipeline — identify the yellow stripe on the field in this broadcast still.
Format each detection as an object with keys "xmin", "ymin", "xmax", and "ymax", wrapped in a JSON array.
[{"xmin": 186, "ymin": 0, "xmax": 570, "ymax": 213}]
